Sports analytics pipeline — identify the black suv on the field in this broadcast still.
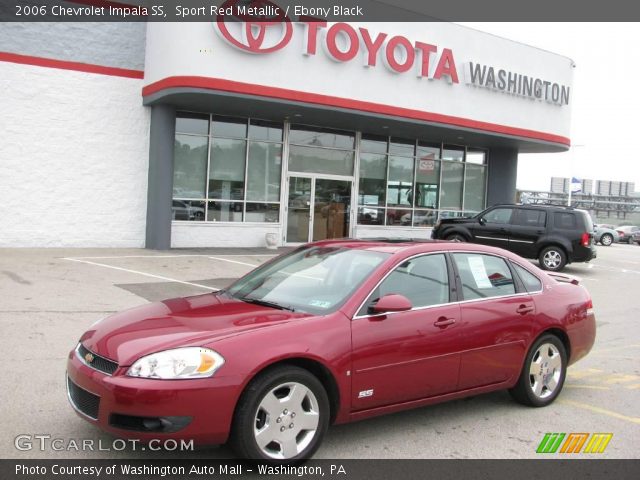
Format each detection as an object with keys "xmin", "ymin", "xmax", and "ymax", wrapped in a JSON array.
[{"xmin": 431, "ymin": 204, "xmax": 597, "ymax": 271}]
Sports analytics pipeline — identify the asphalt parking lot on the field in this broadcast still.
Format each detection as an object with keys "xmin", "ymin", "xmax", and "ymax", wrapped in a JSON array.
[{"xmin": 0, "ymin": 243, "xmax": 638, "ymax": 459}]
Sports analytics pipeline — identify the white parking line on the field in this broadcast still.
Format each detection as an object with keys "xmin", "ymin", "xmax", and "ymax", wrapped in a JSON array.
[
  {"xmin": 63, "ymin": 258, "xmax": 216, "ymax": 291},
  {"xmin": 207, "ymin": 256, "xmax": 262, "ymax": 267}
]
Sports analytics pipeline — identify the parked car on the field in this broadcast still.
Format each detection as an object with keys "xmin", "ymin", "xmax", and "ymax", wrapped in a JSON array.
[
  {"xmin": 172, "ymin": 200, "xmax": 204, "ymax": 221},
  {"xmin": 632, "ymin": 230, "xmax": 640, "ymax": 245},
  {"xmin": 615, "ymin": 225, "xmax": 639, "ymax": 244},
  {"xmin": 431, "ymin": 204, "xmax": 596, "ymax": 271},
  {"xmin": 593, "ymin": 224, "xmax": 619, "ymax": 246},
  {"xmin": 67, "ymin": 240, "xmax": 596, "ymax": 462}
]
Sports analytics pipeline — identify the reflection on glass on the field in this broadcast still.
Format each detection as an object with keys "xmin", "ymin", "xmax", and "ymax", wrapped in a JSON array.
[
  {"xmin": 415, "ymin": 158, "xmax": 440, "ymax": 209},
  {"xmin": 442, "ymin": 145, "xmax": 464, "ymax": 161},
  {"xmin": 248, "ymin": 120, "xmax": 283, "ymax": 142},
  {"xmin": 246, "ymin": 141, "xmax": 282, "ymax": 202},
  {"xmin": 173, "ymin": 135, "xmax": 208, "ymax": 198},
  {"xmin": 389, "ymin": 138, "xmax": 415, "ymax": 156},
  {"xmin": 386, "ymin": 208, "xmax": 413, "ymax": 226},
  {"xmin": 288, "ymin": 145, "xmax": 354, "ymax": 176},
  {"xmin": 176, "ymin": 113, "xmax": 209, "ymax": 135},
  {"xmin": 463, "ymin": 163, "xmax": 486, "ymax": 213},
  {"xmin": 358, "ymin": 207, "xmax": 384, "ymax": 225},
  {"xmin": 289, "ymin": 125, "xmax": 354, "ymax": 149},
  {"xmin": 387, "ymin": 156, "xmax": 414, "ymax": 206},
  {"xmin": 212, "ymin": 116, "xmax": 247, "ymax": 138},
  {"xmin": 358, "ymin": 152, "xmax": 386, "ymax": 206},
  {"xmin": 417, "ymin": 141, "xmax": 440, "ymax": 159},
  {"xmin": 412, "ymin": 209, "xmax": 438, "ymax": 227},
  {"xmin": 440, "ymin": 161, "xmax": 464, "ymax": 209},
  {"xmin": 245, "ymin": 203, "xmax": 280, "ymax": 222},
  {"xmin": 313, "ymin": 179, "xmax": 351, "ymax": 241},
  {"xmin": 360, "ymin": 134, "xmax": 388, "ymax": 154},
  {"xmin": 287, "ymin": 177, "xmax": 311, "ymax": 243},
  {"xmin": 207, "ymin": 201, "xmax": 243, "ymax": 222},
  {"xmin": 209, "ymin": 138, "xmax": 246, "ymax": 200},
  {"xmin": 171, "ymin": 200, "xmax": 206, "ymax": 221},
  {"xmin": 466, "ymin": 149, "xmax": 486, "ymax": 165}
]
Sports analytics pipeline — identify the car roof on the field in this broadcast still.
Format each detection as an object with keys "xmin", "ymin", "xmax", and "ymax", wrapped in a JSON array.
[{"xmin": 307, "ymin": 238, "xmax": 527, "ymax": 260}]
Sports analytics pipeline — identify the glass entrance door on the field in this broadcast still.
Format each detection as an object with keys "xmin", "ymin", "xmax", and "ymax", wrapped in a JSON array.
[{"xmin": 286, "ymin": 176, "xmax": 351, "ymax": 243}]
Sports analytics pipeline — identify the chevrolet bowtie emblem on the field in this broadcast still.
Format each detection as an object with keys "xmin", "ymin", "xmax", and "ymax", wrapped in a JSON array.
[{"xmin": 85, "ymin": 353, "xmax": 95, "ymax": 363}]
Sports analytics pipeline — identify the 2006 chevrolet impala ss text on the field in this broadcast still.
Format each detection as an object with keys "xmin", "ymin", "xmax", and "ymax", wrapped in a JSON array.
[{"xmin": 66, "ymin": 239, "xmax": 596, "ymax": 462}]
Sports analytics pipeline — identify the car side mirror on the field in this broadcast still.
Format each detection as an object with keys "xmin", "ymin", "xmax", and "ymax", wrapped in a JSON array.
[
  {"xmin": 478, "ymin": 217, "xmax": 486, "ymax": 226},
  {"xmin": 371, "ymin": 294, "xmax": 412, "ymax": 314}
]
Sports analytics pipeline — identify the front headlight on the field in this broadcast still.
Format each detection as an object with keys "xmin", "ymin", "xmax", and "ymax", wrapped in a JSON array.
[{"xmin": 127, "ymin": 347, "xmax": 225, "ymax": 379}]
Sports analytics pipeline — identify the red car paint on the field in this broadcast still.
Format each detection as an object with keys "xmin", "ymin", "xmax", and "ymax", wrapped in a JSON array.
[{"xmin": 67, "ymin": 240, "xmax": 596, "ymax": 445}]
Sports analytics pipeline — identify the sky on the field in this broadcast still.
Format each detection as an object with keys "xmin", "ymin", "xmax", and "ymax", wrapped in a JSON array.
[{"xmin": 460, "ymin": 23, "xmax": 640, "ymax": 193}]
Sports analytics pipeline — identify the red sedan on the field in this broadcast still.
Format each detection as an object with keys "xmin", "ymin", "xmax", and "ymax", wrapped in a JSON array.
[{"xmin": 67, "ymin": 240, "xmax": 596, "ymax": 461}]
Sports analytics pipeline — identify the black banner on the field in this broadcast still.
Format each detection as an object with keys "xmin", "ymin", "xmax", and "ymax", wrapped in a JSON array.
[{"xmin": 3, "ymin": 0, "xmax": 640, "ymax": 22}]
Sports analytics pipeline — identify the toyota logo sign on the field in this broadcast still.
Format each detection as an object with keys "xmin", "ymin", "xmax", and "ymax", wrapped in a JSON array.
[{"xmin": 215, "ymin": 0, "xmax": 292, "ymax": 54}]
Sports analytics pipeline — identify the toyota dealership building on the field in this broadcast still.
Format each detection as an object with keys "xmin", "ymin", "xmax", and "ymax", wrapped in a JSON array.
[{"xmin": 0, "ymin": 18, "xmax": 573, "ymax": 248}]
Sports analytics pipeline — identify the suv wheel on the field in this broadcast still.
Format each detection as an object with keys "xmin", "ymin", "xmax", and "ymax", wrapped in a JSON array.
[
  {"xmin": 446, "ymin": 233, "xmax": 466, "ymax": 242},
  {"xmin": 538, "ymin": 246, "xmax": 567, "ymax": 271},
  {"xmin": 600, "ymin": 233, "xmax": 613, "ymax": 246}
]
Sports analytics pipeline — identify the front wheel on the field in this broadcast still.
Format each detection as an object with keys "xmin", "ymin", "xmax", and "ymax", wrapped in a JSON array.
[
  {"xmin": 229, "ymin": 366, "xmax": 329, "ymax": 462},
  {"xmin": 538, "ymin": 246, "xmax": 567, "ymax": 271},
  {"xmin": 509, "ymin": 334, "xmax": 567, "ymax": 407},
  {"xmin": 600, "ymin": 233, "xmax": 613, "ymax": 246},
  {"xmin": 446, "ymin": 233, "xmax": 467, "ymax": 242}
]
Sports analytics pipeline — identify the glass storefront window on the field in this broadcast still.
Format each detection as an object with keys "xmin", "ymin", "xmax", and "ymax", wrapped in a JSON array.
[
  {"xmin": 360, "ymin": 134, "xmax": 388, "ymax": 154},
  {"xmin": 440, "ymin": 161, "xmax": 464, "ymax": 209},
  {"xmin": 464, "ymin": 163, "xmax": 487, "ymax": 213},
  {"xmin": 173, "ymin": 135, "xmax": 208, "ymax": 199},
  {"xmin": 249, "ymin": 120, "xmax": 283, "ymax": 142},
  {"xmin": 417, "ymin": 141, "xmax": 440, "ymax": 159},
  {"xmin": 245, "ymin": 203, "xmax": 280, "ymax": 222},
  {"xmin": 209, "ymin": 138, "xmax": 246, "ymax": 201},
  {"xmin": 175, "ymin": 113, "xmax": 209, "ymax": 135},
  {"xmin": 358, "ymin": 206, "xmax": 385, "ymax": 225},
  {"xmin": 246, "ymin": 141, "xmax": 282, "ymax": 202},
  {"xmin": 289, "ymin": 125, "xmax": 354, "ymax": 149},
  {"xmin": 288, "ymin": 145, "xmax": 354, "ymax": 176},
  {"xmin": 442, "ymin": 145, "xmax": 465, "ymax": 161},
  {"xmin": 212, "ymin": 116, "xmax": 247, "ymax": 138},
  {"xmin": 386, "ymin": 208, "xmax": 413, "ymax": 226},
  {"xmin": 207, "ymin": 201, "xmax": 243, "ymax": 222},
  {"xmin": 466, "ymin": 149, "xmax": 486, "ymax": 165},
  {"xmin": 172, "ymin": 200, "xmax": 206, "ymax": 221},
  {"xmin": 389, "ymin": 138, "xmax": 415, "ymax": 156},
  {"xmin": 387, "ymin": 156, "xmax": 414, "ymax": 207},
  {"xmin": 358, "ymin": 152, "xmax": 387, "ymax": 206},
  {"xmin": 415, "ymin": 158, "xmax": 440, "ymax": 209}
]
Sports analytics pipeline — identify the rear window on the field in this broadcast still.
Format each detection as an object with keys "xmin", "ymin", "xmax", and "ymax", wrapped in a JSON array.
[
  {"xmin": 452, "ymin": 253, "xmax": 516, "ymax": 300},
  {"xmin": 512, "ymin": 263, "xmax": 542, "ymax": 292},
  {"xmin": 554, "ymin": 212, "xmax": 577, "ymax": 229}
]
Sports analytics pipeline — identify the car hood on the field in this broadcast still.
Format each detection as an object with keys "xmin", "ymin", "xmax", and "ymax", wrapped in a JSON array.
[
  {"xmin": 438, "ymin": 216, "xmax": 474, "ymax": 225},
  {"xmin": 79, "ymin": 293, "xmax": 310, "ymax": 366}
]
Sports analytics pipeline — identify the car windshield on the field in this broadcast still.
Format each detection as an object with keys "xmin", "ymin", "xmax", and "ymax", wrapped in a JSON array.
[{"xmin": 225, "ymin": 246, "xmax": 390, "ymax": 314}]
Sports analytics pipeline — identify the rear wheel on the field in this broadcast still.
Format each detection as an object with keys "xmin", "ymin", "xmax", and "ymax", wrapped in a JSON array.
[
  {"xmin": 229, "ymin": 366, "xmax": 329, "ymax": 462},
  {"xmin": 446, "ymin": 233, "xmax": 467, "ymax": 242},
  {"xmin": 538, "ymin": 246, "xmax": 567, "ymax": 271},
  {"xmin": 600, "ymin": 233, "xmax": 613, "ymax": 246},
  {"xmin": 509, "ymin": 334, "xmax": 567, "ymax": 407}
]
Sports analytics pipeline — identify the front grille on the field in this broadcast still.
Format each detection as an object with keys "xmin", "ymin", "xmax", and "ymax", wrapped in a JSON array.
[
  {"xmin": 77, "ymin": 343, "xmax": 118, "ymax": 375},
  {"xmin": 67, "ymin": 376, "xmax": 100, "ymax": 420}
]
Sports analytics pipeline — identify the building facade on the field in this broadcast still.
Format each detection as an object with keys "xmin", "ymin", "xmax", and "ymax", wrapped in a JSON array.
[{"xmin": 0, "ymin": 20, "xmax": 574, "ymax": 248}]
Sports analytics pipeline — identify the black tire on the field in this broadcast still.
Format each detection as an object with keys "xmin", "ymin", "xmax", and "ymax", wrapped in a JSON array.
[
  {"xmin": 509, "ymin": 334, "xmax": 567, "ymax": 407},
  {"xmin": 600, "ymin": 233, "xmax": 613, "ymax": 246},
  {"xmin": 538, "ymin": 246, "xmax": 567, "ymax": 271},
  {"xmin": 446, "ymin": 233, "xmax": 467, "ymax": 242},
  {"xmin": 229, "ymin": 365, "xmax": 330, "ymax": 462}
]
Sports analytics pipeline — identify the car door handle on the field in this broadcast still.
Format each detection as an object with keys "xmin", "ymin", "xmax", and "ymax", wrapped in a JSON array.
[
  {"xmin": 434, "ymin": 317, "xmax": 456, "ymax": 327},
  {"xmin": 516, "ymin": 304, "xmax": 534, "ymax": 315}
]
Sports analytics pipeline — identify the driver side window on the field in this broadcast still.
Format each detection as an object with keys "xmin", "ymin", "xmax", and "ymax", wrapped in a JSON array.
[{"xmin": 358, "ymin": 254, "xmax": 449, "ymax": 316}]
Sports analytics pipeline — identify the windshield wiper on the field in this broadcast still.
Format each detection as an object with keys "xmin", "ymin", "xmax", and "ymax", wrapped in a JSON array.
[{"xmin": 237, "ymin": 297, "xmax": 296, "ymax": 312}]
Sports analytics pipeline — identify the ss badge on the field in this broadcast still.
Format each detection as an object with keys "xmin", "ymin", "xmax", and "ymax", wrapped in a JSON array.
[{"xmin": 358, "ymin": 389, "xmax": 374, "ymax": 398}]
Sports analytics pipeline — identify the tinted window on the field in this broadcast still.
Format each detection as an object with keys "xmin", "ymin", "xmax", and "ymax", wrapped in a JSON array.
[
  {"xmin": 513, "ymin": 209, "xmax": 547, "ymax": 227},
  {"xmin": 453, "ymin": 253, "xmax": 516, "ymax": 300},
  {"xmin": 554, "ymin": 212, "xmax": 577, "ymax": 229},
  {"xmin": 513, "ymin": 263, "xmax": 542, "ymax": 292},
  {"xmin": 359, "ymin": 254, "xmax": 449, "ymax": 315},
  {"xmin": 483, "ymin": 208, "xmax": 513, "ymax": 224}
]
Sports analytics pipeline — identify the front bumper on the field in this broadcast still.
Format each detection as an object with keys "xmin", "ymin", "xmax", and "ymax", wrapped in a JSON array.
[{"xmin": 66, "ymin": 346, "xmax": 242, "ymax": 445}]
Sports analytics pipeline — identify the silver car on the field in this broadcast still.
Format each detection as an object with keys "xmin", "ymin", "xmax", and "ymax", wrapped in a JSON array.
[{"xmin": 593, "ymin": 224, "xmax": 619, "ymax": 246}]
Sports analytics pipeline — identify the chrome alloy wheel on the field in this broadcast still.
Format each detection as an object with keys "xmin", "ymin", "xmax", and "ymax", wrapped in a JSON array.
[
  {"xmin": 529, "ymin": 343, "xmax": 563, "ymax": 399},
  {"xmin": 253, "ymin": 382, "xmax": 320, "ymax": 460},
  {"xmin": 542, "ymin": 250, "xmax": 562, "ymax": 269},
  {"xmin": 601, "ymin": 234, "xmax": 613, "ymax": 246}
]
